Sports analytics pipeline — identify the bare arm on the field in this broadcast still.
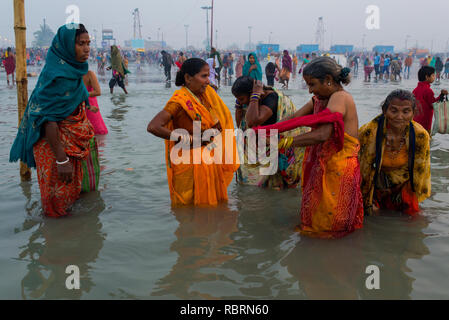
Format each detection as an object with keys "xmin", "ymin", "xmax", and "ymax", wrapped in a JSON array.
[
  {"xmin": 236, "ymin": 108, "xmax": 244, "ymax": 128},
  {"xmin": 44, "ymin": 121, "xmax": 73, "ymax": 183},
  {"xmin": 147, "ymin": 110, "xmax": 175, "ymax": 140},
  {"xmin": 245, "ymin": 101, "xmax": 273, "ymax": 128},
  {"xmin": 285, "ymin": 99, "xmax": 314, "ymax": 121},
  {"xmin": 88, "ymin": 71, "xmax": 101, "ymax": 97},
  {"xmin": 291, "ymin": 93, "xmax": 347, "ymax": 147}
]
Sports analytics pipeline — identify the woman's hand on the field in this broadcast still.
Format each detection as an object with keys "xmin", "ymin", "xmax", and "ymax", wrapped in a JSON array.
[
  {"xmin": 57, "ymin": 161, "xmax": 73, "ymax": 184},
  {"xmin": 87, "ymin": 105, "xmax": 99, "ymax": 113},
  {"xmin": 252, "ymin": 80, "xmax": 264, "ymax": 96},
  {"xmin": 249, "ymin": 64, "xmax": 257, "ymax": 72}
]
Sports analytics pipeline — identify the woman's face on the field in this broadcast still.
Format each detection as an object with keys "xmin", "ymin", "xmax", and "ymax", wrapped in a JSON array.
[
  {"xmin": 249, "ymin": 55, "xmax": 255, "ymax": 64},
  {"xmin": 185, "ymin": 64, "xmax": 210, "ymax": 95},
  {"xmin": 235, "ymin": 94, "xmax": 250, "ymax": 106},
  {"xmin": 384, "ymin": 98, "xmax": 414, "ymax": 130},
  {"xmin": 303, "ymin": 75, "xmax": 332, "ymax": 100},
  {"xmin": 75, "ymin": 33, "xmax": 90, "ymax": 63}
]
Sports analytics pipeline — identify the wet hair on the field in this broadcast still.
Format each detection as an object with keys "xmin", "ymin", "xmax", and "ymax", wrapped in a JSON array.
[
  {"xmin": 175, "ymin": 58, "xmax": 208, "ymax": 86},
  {"xmin": 75, "ymin": 24, "xmax": 88, "ymax": 40},
  {"xmin": 303, "ymin": 56, "xmax": 351, "ymax": 85},
  {"xmin": 179, "ymin": 52, "xmax": 184, "ymax": 56},
  {"xmin": 231, "ymin": 76, "xmax": 272, "ymax": 96},
  {"xmin": 418, "ymin": 66, "xmax": 435, "ymax": 81},
  {"xmin": 381, "ymin": 89, "xmax": 416, "ymax": 113}
]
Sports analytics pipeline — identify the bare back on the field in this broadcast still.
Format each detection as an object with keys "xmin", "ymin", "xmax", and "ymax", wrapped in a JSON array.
[{"xmin": 327, "ymin": 90, "xmax": 359, "ymax": 139}]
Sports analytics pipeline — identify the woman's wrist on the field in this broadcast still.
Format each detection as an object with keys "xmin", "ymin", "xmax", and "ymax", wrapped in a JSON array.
[
  {"xmin": 250, "ymin": 93, "xmax": 261, "ymax": 102},
  {"xmin": 56, "ymin": 157, "xmax": 70, "ymax": 165}
]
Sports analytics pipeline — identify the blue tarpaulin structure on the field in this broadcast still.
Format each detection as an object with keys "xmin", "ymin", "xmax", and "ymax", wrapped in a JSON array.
[
  {"xmin": 373, "ymin": 45, "xmax": 394, "ymax": 53},
  {"xmin": 330, "ymin": 45, "xmax": 354, "ymax": 54},
  {"xmin": 256, "ymin": 44, "xmax": 280, "ymax": 57},
  {"xmin": 296, "ymin": 44, "xmax": 319, "ymax": 54}
]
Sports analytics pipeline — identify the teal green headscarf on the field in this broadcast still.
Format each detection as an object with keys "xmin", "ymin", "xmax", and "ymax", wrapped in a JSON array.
[
  {"xmin": 242, "ymin": 52, "xmax": 262, "ymax": 81},
  {"xmin": 9, "ymin": 24, "xmax": 89, "ymax": 168}
]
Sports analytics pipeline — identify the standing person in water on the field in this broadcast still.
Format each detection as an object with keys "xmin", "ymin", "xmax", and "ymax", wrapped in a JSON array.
[
  {"xmin": 279, "ymin": 50, "xmax": 292, "ymax": 89},
  {"xmin": 83, "ymin": 70, "xmax": 108, "ymax": 135},
  {"xmin": 412, "ymin": 66, "xmax": 448, "ymax": 133},
  {"xmin": 160, "ymin": 50, "xmax": 174, "ymax": 83},
  {"xmin": 232, "ymin": 76, "xmax": 308, "ymax": 189},
  {"xmin": 107, "ymin": 45, "xmax": 129, "ymax": 94},
  {"xmin": 257, "ymin": 57, "xmax": 364, "ymax": 238},
  {"xmin": 147, "ymin": 58, "xmax": 239, "ymax": 206},
  {"xmin": 444, "ymin": 58, "xmax": 449, "ymax": 80},
  {"xmin": 292, "ymin": 54, "xmax": 298, "ymax": 79},
  {"xmin": 404, "ymin": 53, "xmax": 413, "ymax": 80},
  {"xmin": 9, "ymin": 24, "xmax": 96, "ymax": 218},
  {"xmin": 2, "ymin": 47, "xmax": 16, "ymax": 85},
  {"xmin": 235, "ymin": 55, "xmax": 245, "ymax": 78},
  {"xmin": 242, "ymin": 52, "xmax": 262, "ymax": 81}
]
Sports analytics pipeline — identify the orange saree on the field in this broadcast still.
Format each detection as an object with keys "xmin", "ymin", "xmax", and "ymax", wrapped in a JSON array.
[
  {"xmin": 33, "ymin": 102, "xmax": 94, "ymax": 217},
  {"xmin": 298, "ymin": 98, "xmax": 364, "ymax": 238},
  {"xmin": 164, "ymin": 85, "xmax": 239, "ymax": 206}
]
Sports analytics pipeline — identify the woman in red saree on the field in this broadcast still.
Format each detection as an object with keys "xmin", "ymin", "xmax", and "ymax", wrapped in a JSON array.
[
  {"xmin": 10, "ymin": 24, "xmax": 95, "ymax": 218},
  {"xmin": 255, "ymin": 57, "xmax": 364, "ymax": 238}
]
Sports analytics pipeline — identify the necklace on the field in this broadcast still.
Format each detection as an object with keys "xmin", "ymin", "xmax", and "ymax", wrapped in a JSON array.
[{"xmin": 386, "ymin": 130, "xmax": 407, "ymax": 159}]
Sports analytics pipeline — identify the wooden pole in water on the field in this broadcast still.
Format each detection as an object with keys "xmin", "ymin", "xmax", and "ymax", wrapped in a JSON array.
[{"xmin": 13, "ymin": 0, "xmax": 31, "ymax": 181}]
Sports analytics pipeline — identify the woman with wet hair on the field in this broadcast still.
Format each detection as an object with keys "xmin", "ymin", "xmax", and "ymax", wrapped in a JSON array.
[
  {"xmin": 231, "ymin": 75, "xmax": 308, "ymax": 189},
  {"xmin": 10, "ymin": 24, "xmax": 96, "ymax": 217},
  {"xmin": 254, "ymin": 57, "xmax": 364, "ymax": 238},
  {"xmin": 147, "ymin": 58, "xmax": 239, "ymax": 206},
  {"xmin": 359, "ymin": 89, "xmax": 431, "ymax": 216}
]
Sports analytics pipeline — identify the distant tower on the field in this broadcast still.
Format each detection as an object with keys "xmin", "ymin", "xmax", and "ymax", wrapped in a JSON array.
[
  {"xmin": 132, "ymin": 8, "xmax": 142, "ymax": 39},
  {"xmin": 315, "ymin": 17, "xmax": 325, "ymax": 51}
]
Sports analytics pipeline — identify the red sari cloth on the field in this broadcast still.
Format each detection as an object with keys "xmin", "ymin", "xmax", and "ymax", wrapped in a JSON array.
[
  {"xmin": 33, "ymin": 102, "xmax": 94, "ymax": 217},
  {"xmin": 255, "ymin": 98, "xmax": 364, "ymax": 238}
]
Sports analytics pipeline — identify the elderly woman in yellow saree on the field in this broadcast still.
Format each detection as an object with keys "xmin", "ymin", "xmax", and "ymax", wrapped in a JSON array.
[
  {"xmin": 231, "ymin": 76, "xmax": 308, "ymax": 189},
  {"xmin": 147, "ymin": 58, "xmax": 239, "ymax": 206},
  {"xmin": 359, "ymin": 89, "xmax": 431, "ymax": 216}
]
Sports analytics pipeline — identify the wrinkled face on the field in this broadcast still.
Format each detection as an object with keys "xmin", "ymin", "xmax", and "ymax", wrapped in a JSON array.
[
  {"xmin": 384, "ymin": 98, "xmax": 414, "ymax": 130},
  {"xmin": 75, "ymin": 33, "xmax": 90, "ymax": 62},
  {"xmin": 249, "ymin": 55, "xmax": 255, "ymax": 64},
  {"xmin": 303, "ymin": 75, "xmax": 332, "ymax": 100},
  {"xmin": 234, "ymin": 94, "xmax": 250, "ymax": 106},
  {"xmin": 185, "ymin": 64, "xmax": 210, "ymax": 95}
]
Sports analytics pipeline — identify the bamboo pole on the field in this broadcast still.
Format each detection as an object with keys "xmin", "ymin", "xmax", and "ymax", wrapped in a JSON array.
[{"xmin": 13, "ymin": 0, "xmax": 31, "ymax": 181}]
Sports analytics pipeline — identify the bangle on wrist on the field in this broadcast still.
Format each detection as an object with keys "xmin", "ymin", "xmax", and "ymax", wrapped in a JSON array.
[{"xmin": 56, "ymin": 157, "xmax": 70, "ymax": 165}]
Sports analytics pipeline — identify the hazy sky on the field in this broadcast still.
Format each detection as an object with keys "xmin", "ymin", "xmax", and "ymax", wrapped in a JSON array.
[{"xmin": 1, "ymin": 0, "xmax": 448, "ymax": 51}]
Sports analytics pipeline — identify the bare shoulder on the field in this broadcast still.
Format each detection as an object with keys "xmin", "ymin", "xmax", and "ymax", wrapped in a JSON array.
[{"xmin": 328, "ymin": 90, "xmax": 354, "ymax": 115}]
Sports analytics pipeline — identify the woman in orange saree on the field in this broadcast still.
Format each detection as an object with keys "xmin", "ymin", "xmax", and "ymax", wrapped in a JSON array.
[{"xmin": 147, "ymin": 58, "xmax": 239, "ymax": 206}]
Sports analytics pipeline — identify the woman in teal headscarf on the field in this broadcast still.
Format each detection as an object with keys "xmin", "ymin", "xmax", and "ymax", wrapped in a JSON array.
[
  {"xmin": 9, "ymin": 23, "xmax": 96, "ymax": 218},
  {"xmin": 242, "ymin": 52, "xmax": 263, "ymax": 81}
]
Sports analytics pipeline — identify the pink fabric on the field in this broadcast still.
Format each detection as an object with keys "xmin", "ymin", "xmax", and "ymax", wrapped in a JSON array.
[
  {"xmin": 253, "ymin": 108, "xmax": 345, "ymax": 152},
  {"xmin": 86, "ymin": 86, "xmax": 108, "ymax": 135}
]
